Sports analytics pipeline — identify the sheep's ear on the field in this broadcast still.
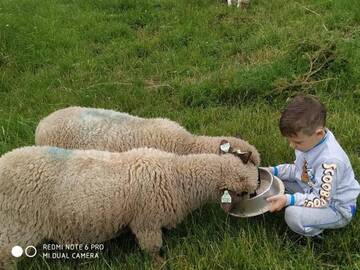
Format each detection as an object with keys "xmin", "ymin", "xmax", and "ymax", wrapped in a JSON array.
[
  {"xmin": 235, "ymin": 151, "xmax": 252, "ymax": 164},
  {"xmin": 220, "ymin": 140, "xmax": 231, "ymax": 154},
  {"xmin": 220, "ymin": 190, "xmax": 234, "ymax": 213}
]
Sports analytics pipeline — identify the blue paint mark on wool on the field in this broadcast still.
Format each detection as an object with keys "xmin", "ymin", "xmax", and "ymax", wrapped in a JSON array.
[
  {"xmin": 80, "ymin": 109, "xmax": 122, "ymax": 121},
  {"xmin": 47, "ymin": 147, "xmax": 73, "ymax": 160}
]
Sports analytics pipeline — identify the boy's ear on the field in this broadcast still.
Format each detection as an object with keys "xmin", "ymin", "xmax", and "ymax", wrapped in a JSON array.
[{"xmin": 315, "ymin": 128, "xmax": 325, "ymax": 137}]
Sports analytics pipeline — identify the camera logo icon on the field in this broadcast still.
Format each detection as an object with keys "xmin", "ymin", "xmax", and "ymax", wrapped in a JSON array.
[
  {"xmin": 25, "ymin": 246, "xmax": 37, "ymax": 258},
  {"xmin": 11, "ymin": 246, "xmax": 37, "ymax": 258},
  {"xmin": 11, "ymin": 246, "xmax": 23, "ymax": 258}
]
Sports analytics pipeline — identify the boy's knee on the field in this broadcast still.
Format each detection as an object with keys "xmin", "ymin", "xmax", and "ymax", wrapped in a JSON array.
[
  {"xmin": 285, "ymin": 206, "xmax": 323, "ymax": 236},
  {"xmin": 285, "ymin": 206, "xmax": 303, "ymax": 233}
]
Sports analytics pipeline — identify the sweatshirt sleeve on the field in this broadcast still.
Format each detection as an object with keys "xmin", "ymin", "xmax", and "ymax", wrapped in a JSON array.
[
  {"xmin": 285, "ymin": 160, "xmax": 342, "ymax": 207},
  {"xmin": 272, "ymin": 164, "xmax": 297, "ymax": 182}
]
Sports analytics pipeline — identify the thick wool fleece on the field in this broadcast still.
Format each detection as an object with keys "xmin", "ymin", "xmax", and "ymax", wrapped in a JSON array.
[
  {"xmin": 35, "ymin": 107, "xmax": 260, "ymax": 165},
  {"xmin": 0, "ymin": 146, "xmax": 258, "ymax": 268}
]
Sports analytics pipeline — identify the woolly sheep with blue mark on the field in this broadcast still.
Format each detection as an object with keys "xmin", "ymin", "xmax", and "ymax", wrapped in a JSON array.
[
  {"xmin": 35, "ymin": 107, "xmax": 260, "ymax": 165},
  {"xmin": 0, "ymin": 146, "xmax": 258, "ymax": 268}
]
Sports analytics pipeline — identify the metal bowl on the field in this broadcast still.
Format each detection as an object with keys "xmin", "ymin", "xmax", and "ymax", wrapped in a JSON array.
[{"xmin": 229, "ymin": 167, "xmax": 285, "ymax": 218}]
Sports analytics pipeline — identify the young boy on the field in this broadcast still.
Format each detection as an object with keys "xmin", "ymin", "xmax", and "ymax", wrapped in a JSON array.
[{"xmin": 267, "ymin": 94, "xmax": 360, "ymax": 237}]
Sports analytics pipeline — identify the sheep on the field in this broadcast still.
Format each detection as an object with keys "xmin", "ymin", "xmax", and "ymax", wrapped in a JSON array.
[
  {"xmin": 0, "ymin": 145, "xmax": 258, "ymax": 268},
  {"xmin": 35, "ymin": 107, "xmax": 260, "ymax": 166}
]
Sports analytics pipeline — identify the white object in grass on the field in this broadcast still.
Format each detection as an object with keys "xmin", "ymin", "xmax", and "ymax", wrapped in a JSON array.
[{"xmin": 228, "ymin": 0, "xmax": 250, "ymax": 8}]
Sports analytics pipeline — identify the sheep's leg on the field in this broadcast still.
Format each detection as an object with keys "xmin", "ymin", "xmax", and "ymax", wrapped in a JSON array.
[
  {"xmin": 131, "ymin": 227, "xmax": 163, "ymax": 259},
  {"xmin": 0, "ymin": 221, "xmax": 42, "ymax": 270},
  {"xmin": 0, "ymin": 221, "xmax": 14, "ymax": 270},
  {"xmin": 0, "ymin": 244, "xmax": 12, "ymax": 270},
  {"xmin": 227, "ymin": 0, "xmax": 232, "ymax": 6}
]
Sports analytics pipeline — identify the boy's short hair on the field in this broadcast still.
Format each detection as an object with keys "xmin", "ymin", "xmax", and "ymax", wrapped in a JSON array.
[{"xmin": 280, "ymin": 94, "xmax": 327, "ymax": 137}]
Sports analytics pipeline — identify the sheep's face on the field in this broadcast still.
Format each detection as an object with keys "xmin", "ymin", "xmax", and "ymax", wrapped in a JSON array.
[
  {"xmin": 221, "ymin": 155, "xmax": 259, "ymax": 194},
  {"xmin": 219, "ymin": 148, "xmax": 259, "ymax": 212},
  {"xmin": 219, "ymin": 137, "xmax": 261, "ymax": 166}
]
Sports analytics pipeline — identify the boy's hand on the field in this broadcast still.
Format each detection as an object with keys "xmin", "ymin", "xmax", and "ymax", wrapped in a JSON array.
[{"xmin": 266, "ymin": 195, "xmax": 287, "ymax": 212}]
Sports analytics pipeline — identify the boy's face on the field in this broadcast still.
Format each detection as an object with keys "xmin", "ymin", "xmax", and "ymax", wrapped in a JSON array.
[{"xmin": 286, "ymin": 128, "xmax": 325, "ymax": 152}]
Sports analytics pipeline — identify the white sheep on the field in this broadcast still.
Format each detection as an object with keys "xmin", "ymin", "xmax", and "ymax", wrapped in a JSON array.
[
  {"xmin": 35, "ymin": 107, "xmax": 260, "ymax": 166},
  {"xmin": 0, "ymin": 145, "xmax": 258, "ymax": 268}
]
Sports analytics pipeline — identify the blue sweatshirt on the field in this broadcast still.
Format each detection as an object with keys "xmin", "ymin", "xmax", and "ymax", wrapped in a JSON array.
[{"xmin": 273, "ymin": 129, "xmax": 360, "ymax": 216}]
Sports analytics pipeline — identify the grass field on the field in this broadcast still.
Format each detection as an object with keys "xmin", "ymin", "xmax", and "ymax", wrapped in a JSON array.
[{"xmin": 1, "ymin": 0, "xmax": 360, "ymax": 269}]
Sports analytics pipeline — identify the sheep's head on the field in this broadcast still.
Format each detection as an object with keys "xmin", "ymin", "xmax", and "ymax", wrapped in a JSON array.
[
  {"xmin": 218, "ymin": 137, "xmax": 260, "ymax": 166},
  {"xmin": 219, "ymin": 140, "xmax": 260, "ymax": 212}
]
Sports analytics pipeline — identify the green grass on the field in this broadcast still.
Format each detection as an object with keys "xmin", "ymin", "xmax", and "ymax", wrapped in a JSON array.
[{"xmin": 1, "ymin": 0, "xmax": 360, "ymax": 269}]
